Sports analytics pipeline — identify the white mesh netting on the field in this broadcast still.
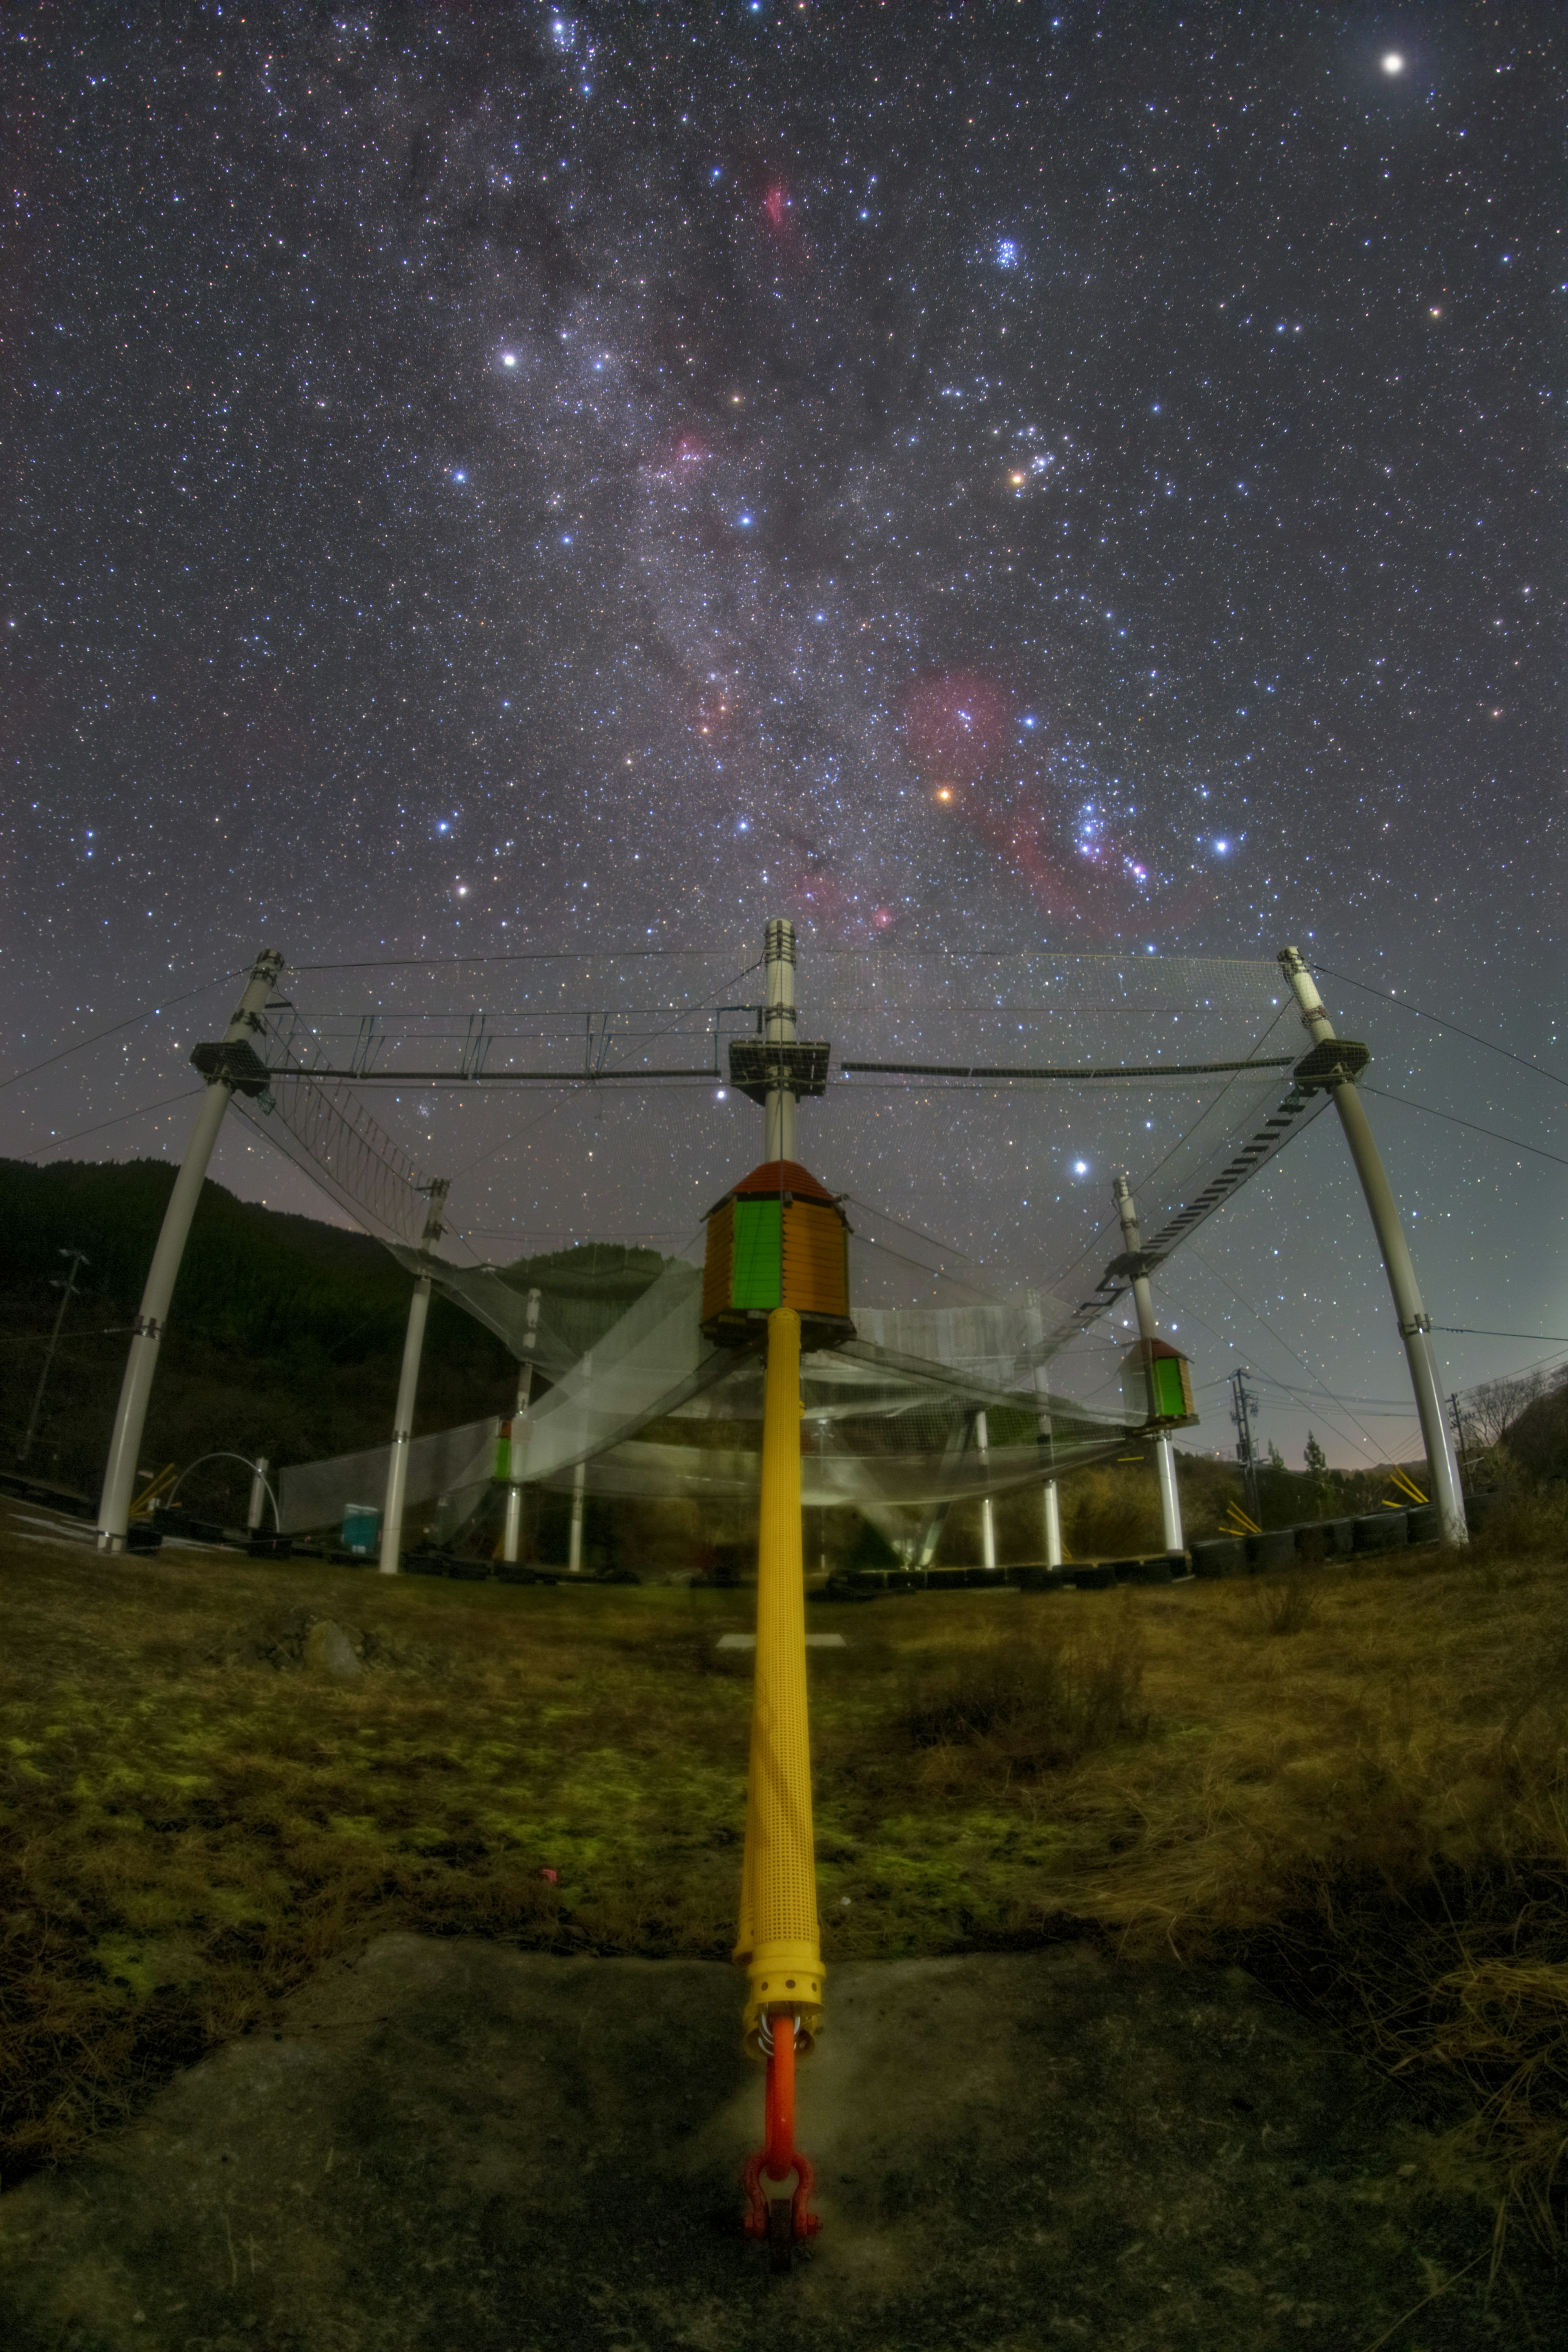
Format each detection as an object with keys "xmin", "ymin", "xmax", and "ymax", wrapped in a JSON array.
[{"xmin": 240, "ymin": 945, "xmax": 1321, "ymax": 1535}]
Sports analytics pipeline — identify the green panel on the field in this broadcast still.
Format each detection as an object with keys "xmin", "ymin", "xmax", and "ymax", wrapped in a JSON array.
[
  {"xmin": 731, "ymin": 1198, "xmax": 783, "ymax": 1309},
  {"xmin": 1152, "ymin": 1356, "xmax": 1187, "ymax": 1417}
]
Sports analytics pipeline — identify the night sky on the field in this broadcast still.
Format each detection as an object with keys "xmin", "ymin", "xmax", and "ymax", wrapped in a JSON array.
[{"xmin": 4, "ymin": 3, "xmax": 1563, "ymax": 1471}]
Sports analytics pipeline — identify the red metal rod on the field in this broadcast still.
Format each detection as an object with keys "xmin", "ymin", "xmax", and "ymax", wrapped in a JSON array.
[{"xmin": 764, "ymin": 2011, "xmax": 795, "ymax": 2182}]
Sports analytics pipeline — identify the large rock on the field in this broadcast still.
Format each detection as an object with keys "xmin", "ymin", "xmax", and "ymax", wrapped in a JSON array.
[
  {"xmin": 302, "ymin": 1617, "xmax": 362, "ymax": 1680},
  {"xmin": 0, "ymin": 1934, "xmax": 1540, "ymax": 2351}
]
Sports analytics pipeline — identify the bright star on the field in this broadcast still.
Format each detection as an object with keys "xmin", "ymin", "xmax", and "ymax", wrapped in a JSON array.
[{"xmin": 1381, "ymin": 52, "xmax": 1404, "ymax": 74}]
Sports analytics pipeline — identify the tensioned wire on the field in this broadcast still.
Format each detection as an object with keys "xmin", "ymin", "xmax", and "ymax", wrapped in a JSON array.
[
  {"xmin": 1313, "ymin": 962, "xmax": 1568, "ymax": 1091},
  {"xmin": 1360, "ymin": 1085, "xmax": 1568, "ymax": 1171},
  {"xmin": 0, "ymin": 967, "xmax": 240, "ymax": 1095},
  {"xmin": 1149, "ymin": 1287, "xmax": 1389, "ymax": 1468},
  {"xmin": 22, "ymin": 1087, "xmax": 207, "ymax": 1161},
  {"xmin": 1179, "ymin": 1240, "xmax": 1394, "ymax": 1464}
]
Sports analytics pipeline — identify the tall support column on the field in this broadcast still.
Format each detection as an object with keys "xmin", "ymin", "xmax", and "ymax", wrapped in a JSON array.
[
  {"xmin": 1278, "ymin": 947, "xmax": 1466, "ymax": 1545},
  {"xmin": 1025, "ymin": 1304, "xmax": 1063, "ymax": 1568},
  {"xmin": 763, "ymin": 915, "xmax": 798, "ymax": 1164},
  {"xmin": 974, "ymin": 1409, "xmax": 998, "ymax": 1570},
  {"xmin": 502, "ymin": 1287, "xmax": 542, "ymax": 1566},
  {"xmin": 568, "ymin": 1459, "xmax": 586, "ymax": 1575},
  {"xmin": 735, "ymin": 1306, "xmax": 824, "ymax": 2049},
  {"xmin": 378, "ymin": 1178, "xmax": 450, "ymax": 1575},
  {"xmin": 247, "ymin": 1456, "xmax": 270, "ymax": 1534},
  {"xmin": 97, "ymin": 948, "xmax": 285, "ymax": 1552},
  {"xmin": 1112, "ymin": 1174, "xmax": 1184, "ymax": 1554},
  {"xmin": 1041, "ymin": 1471, "xmax": 1063, "ymax": 1569}
]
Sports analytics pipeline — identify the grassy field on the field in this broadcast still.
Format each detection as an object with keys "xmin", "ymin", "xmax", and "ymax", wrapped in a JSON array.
[{"xmin": 3, "ymin": 1491, "xmax": 1566, "ymax": 2263}]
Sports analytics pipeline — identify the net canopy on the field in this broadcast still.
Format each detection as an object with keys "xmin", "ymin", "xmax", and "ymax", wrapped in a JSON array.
[
  {"xmin": 242, "ymin": 944, "xmax": 1326, "ymax": 1535},
  {"xmin": 276, "ymin": 1225, "xmax": 1147, "ymax": 1540}
]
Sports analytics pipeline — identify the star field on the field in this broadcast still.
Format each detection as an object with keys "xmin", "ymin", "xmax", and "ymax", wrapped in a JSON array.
[{"xmin": 3, "ymin": 2, "xmax": 1562, "ymax": 1467}]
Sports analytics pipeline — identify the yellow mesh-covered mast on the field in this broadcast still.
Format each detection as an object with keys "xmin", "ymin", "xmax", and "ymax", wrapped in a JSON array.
[
  {"xmin": 735, "ymin": 1302, "xmax": 823, "ymax": 2041},
  {"xmin": 702, "ymin": 917, "xmax": 849, "ymax": 2264}
]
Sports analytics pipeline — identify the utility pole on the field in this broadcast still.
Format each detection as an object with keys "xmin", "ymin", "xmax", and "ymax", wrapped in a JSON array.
[
  {"xmin": 20, "ymin": 1246, "xmax": 89, "ymax": 1466},
  {"xmin": 378, "ymin": 1177, "xmax": 450, "ymax": 1575},
  {"xmin": 1230, "ymin": 1368, "xmax": 1261, "ymax": 1526},
  {"xmin": 1278, "ymin": 947, "xmax": 1467, "ymax": 1546},
  {"xmin": 1111, "ymin": 1173, "xmax": 1185, "ymax": 1554},
  {"xmin": 502, "ymin": 1287, "xmax": 542, "ymax": 1565},
  {"xmin": 97, "ymin": 947, "xmax": 285, "ymax": 1552},
  {"xmin": 1448, "ymin": 1391, "xmax": 1468, "ymax": 1492}
]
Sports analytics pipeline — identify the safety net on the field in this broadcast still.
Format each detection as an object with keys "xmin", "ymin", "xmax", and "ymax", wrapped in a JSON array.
[
  {"xmin": 241, "ymin": 945, "xmax": 1327, "ymax": 1535},
  {"xmin": 276, "ymin": 1416, "xmax": 497, "ymax": 1538}
]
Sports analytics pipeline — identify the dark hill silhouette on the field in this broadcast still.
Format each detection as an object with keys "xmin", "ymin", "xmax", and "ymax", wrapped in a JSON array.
[{"xmin": 0, "ymin": 1158, "xmax": 661, "ymax": 1523}]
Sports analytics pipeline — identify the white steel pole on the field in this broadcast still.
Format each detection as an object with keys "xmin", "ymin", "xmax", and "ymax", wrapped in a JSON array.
[
  {"xmin": 565, "ymin": 1344, "xmax": 592, "ymax": 1573},
  {"xmin": 96, "ymin": 948, "xmax": 285, "ymax": 1552},
  {"xmin": 1112, "ymin": 1173, "xmax": 1184, "ymax": 1555},
  {"xmin": 1025, "ymin": 1303, "xmax": 1063, "ymax": 1568},
  {"xmin": 247, "ymin": 1455, "xmax": 270, "ymax": 1533},
  {"xmin": 974, "ymin": 1408, "xmax": 998, "ymax": 1570},
  {"xmin": 1041, "ymin": 1468, "xmax": 1063, "ymax": 1568},
  {"xmin": 502, "ymin": 1286, "xmax": 542, "ymax": 1566},
  {"xmin": 1278, "ymin": 947, "xmax": 1467, "ymax": 1545},
  {"xmin": 378, "ymin": 1179, "xmax": 450, "ymax": 1575},
  {"xmin": 568, "ymin": 1459, "xmax": 586, "ymax": 1575},
  {"xmin": 763, "ymin": 915, "xmax": 798, "ymax": 1163}
]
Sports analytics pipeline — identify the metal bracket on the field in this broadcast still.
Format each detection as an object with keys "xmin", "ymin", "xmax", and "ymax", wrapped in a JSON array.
[
  {"xmin": 190, "ymin": 1039, "xmax": 274, "ymax": 1098},
  {"xmin": 728, "ymin": 1040, "xmax": 832, "ymax": 1105},
  {"xmin": 1291, "ymin": 1038, "xmax": 1371, "ymax": 1093}
]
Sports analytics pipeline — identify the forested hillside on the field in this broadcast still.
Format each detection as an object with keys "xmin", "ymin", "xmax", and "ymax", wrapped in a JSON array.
[{"xmin": 0, "ymin": 1158, "xmax": 658, "ymax": 1523}]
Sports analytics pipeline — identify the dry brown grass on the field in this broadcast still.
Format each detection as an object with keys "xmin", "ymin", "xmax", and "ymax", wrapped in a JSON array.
[{"xmin": 3, "ymin": 1497, "xmax": 1566, "ymax": 2261}]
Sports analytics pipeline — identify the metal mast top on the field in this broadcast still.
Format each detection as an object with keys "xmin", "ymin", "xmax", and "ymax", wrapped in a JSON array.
[{"xmin": 726, "ymin": 916, "xmax": 830, "ymax": 1163}]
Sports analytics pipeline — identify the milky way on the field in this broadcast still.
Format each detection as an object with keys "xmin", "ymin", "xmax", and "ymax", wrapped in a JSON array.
[{"xmin": 4, "ymin": 4, "xmax": 1562, "ymax": 1464}]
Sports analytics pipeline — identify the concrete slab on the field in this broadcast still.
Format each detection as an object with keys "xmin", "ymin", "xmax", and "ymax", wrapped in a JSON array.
[{"xmin": 0, "ymin": 1936, "xmax": 1541, "ymax": 2351}]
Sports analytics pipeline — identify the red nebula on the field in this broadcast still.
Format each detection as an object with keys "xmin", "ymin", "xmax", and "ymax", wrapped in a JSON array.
[
  {"xmin": 774, "ymin": 849, "xmax": 898, "ymax": 942},
  {"xmin": 902, "ymin": 671, "xmax": 1013, "ymax": 785},
  {"xmin": 645, "ymin": 430, "xmax": 710, "ymax": 483},
  {"xmin": 753, "ymin": 171, "xmax": 806, "ymax": 259}
]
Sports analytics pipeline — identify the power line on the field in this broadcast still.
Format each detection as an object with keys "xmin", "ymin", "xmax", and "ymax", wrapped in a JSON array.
[
  {"xmin": 0, "ymin": 970, "xmax": 238, "ymax": 1095},
  {"xmin": 1182, "ymin": 1241, "xmax": 1390, "ymax": 1463},
  {"xmin": 1145, "ymin": 1286, "xmax": 1385, "ymax": 1466},
  {"xmin": 1315, "ymin": 962, "xmax": 1568, "ymax": 1091},
  {"xmin": 296, "ymin": 949, "xmax": 764, "ymax": 973},
  {"xmin": 1433, "ymin": 1326, "xmax": 1568, "ymax": 1345},
  {"xmin": 1360, "ymin": 1083, "xmax": 1568, "ymax": 1170},
  {"xmin": 24, "ymin": 1087, "xmax": 205, "ymax": 1160}
]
